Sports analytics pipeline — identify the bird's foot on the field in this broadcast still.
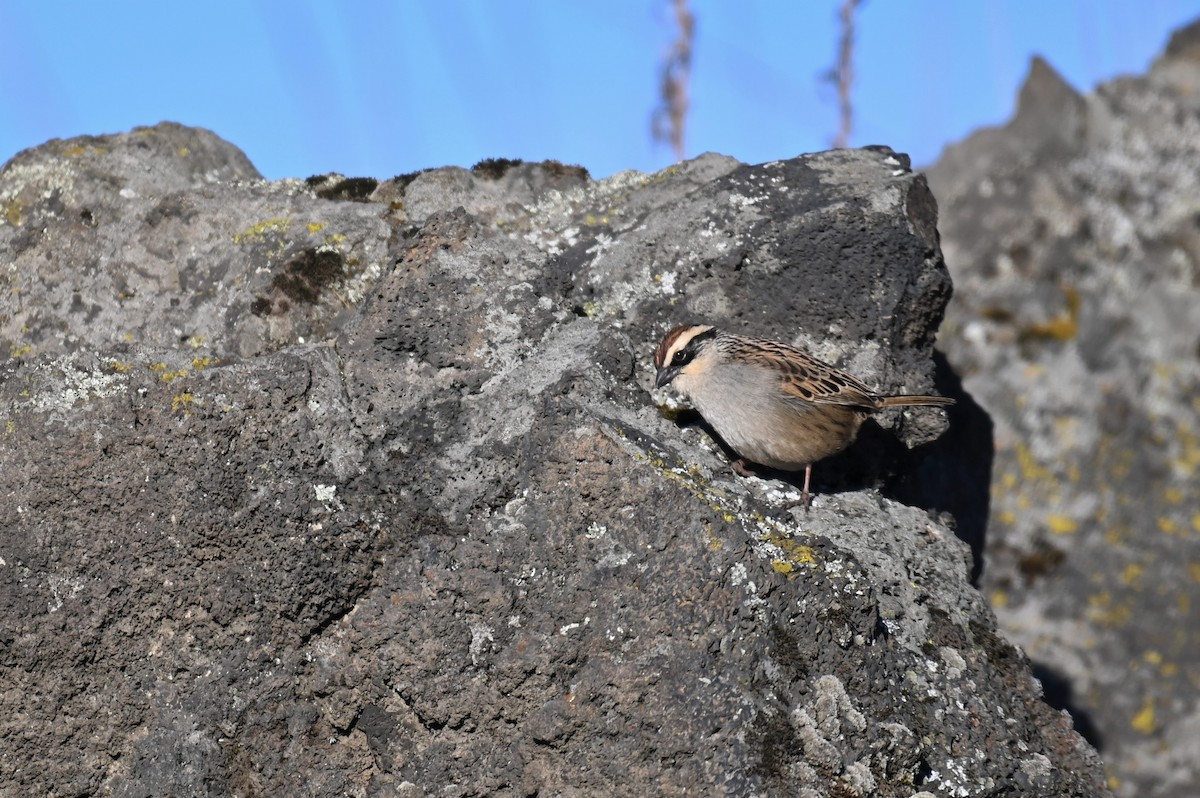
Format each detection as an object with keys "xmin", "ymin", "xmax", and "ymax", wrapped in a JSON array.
[{"xmin": 731, "ymin": 458, "xmax": 757, "ymax": 478}]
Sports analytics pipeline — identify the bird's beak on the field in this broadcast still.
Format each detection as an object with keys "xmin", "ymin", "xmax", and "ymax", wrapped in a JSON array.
[{"xmin": 655, "ymin": 366, "xmax": 678, "ymax": 389}]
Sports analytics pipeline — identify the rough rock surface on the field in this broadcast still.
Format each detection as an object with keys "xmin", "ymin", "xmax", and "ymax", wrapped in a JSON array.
[
  {"xmin": 1, "ymin": 123, "xmax": 1106, "ymax": 796},
  {"xmin": 927, "ymin": 19, "xmax": 1200, "ymax": 798}
]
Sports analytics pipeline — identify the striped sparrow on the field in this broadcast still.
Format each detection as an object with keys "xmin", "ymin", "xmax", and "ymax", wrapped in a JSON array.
[{"xmin": 653, "ymin": 324, "xmax": 954, "ymax": 507}]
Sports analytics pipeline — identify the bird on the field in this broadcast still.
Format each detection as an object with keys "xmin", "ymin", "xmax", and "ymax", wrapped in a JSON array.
[{"xmin": 653, "ymin": 323, "xmax": 954, "ymax": 507}]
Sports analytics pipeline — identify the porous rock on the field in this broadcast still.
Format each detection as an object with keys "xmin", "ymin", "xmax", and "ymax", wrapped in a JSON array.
[
  {"xmin": 927, "ymin": 18, "xmax": 1200, "ymax": 798},
  {"xmin": 1, "ymin": 123, "xmax": 1106, "ymax": 795}
]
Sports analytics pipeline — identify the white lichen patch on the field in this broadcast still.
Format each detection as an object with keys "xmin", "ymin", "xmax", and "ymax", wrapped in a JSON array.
[
  {"xmin": 925, "ymin": 750, "xmax": 994, "ymax": 797},
  {"xmin": 313, "ymin": 483, "xmax": 343, "ymax": 511},
  {"xmin": 46, "ymin": 572, "xmax": 85, "ymax": 613},
  {"xmin": 25, "ymin": 355, "xmax": 129, "ymax": 413},
  {"xmin": 656, "ymin": 270, "xmax": 677, "ymax": 295},
  {"xmin": 468, "ymin": 621, "xmax": 494, "ymax": 666},
  {"xmin": 0, "ymin": 156, "xmax": 79, "ymax": 211},
  {"xmin": 789, "ymin": 676, "xmax": 876, "ymax": 791}
]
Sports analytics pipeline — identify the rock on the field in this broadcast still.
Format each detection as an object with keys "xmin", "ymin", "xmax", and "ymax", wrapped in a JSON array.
[
  {"xmin": 0, "ymin": 125, "xmax": 1106, "ymax": 795},
  {"xmin": 0, "ymin": 122, "xmax": 391, "ymax": 360},
  {"xmin": 927, "ymin": 19, "xmax": 1200, "ymax": 798}
]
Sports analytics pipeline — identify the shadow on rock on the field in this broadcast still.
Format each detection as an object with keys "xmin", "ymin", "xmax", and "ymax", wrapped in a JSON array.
[
  {"xmin": 661, "ymin": 358, "xmax": 995, "ymax": 571},
  {"xmin": 890, "ymin": 350, "xmax": 994, "ymax": 584},
  {"xmin": 1032, "ymin": 662, "xmax": 1105, "ymax": 751}
]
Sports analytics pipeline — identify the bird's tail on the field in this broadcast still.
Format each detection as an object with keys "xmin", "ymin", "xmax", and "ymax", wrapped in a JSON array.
[{"xmin": 879, "ymin": 394, "xmax": 955, "ymax": 409}]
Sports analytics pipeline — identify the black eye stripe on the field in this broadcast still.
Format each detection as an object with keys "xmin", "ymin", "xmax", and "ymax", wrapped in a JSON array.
[{"xmin": 657, "ymin": 326, "xmax": 715, "ymax": 370}]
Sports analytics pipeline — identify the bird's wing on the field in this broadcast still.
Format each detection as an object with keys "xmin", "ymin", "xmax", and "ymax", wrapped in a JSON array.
[{"xmin": 754, "ymin": 339, "xmax": 880, "ymax": 412}]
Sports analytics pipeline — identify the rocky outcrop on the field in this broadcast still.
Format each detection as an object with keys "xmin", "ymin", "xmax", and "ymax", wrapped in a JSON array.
[
  {"xmin": 0, "ymin": 124, "xmax": 1105, "ymax": 795},
  {"xmin": 928, "ymin": 18, "xmax": 1200, "ymax": 798}
]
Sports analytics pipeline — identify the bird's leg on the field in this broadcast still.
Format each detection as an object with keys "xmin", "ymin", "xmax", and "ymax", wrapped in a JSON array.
[{"xmin": 782, "ymin": 463, "xmax": 813, "ymax": 511}]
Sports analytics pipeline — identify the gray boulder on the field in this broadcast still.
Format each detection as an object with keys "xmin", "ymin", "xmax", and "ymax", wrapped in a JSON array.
[
  {"xmin": 0, "ymin": 123, "xmax": 1106, "ymax": 796},
  {"xmin": 928, "ymin": 18, "xmax": 1200, "ymax": 798}
]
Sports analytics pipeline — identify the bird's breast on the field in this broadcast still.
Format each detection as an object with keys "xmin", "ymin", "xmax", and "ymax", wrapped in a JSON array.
[{"xmin": 677, "ymin": 364, "xmax": 863, "ymax": 470}]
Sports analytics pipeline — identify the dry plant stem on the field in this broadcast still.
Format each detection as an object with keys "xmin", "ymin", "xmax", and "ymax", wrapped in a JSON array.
[
  {"xmin": 834, "ymin": 0, "xmax": 860, "ymax": 149},
  {"xmin": 653, "ymin": 0, "xmax": 694, "ymax": 161}
]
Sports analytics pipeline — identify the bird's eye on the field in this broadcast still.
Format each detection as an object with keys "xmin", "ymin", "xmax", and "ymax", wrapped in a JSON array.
[{"xmin": 671, "ymin": 350, "xmax": 689, "ymax": 366}]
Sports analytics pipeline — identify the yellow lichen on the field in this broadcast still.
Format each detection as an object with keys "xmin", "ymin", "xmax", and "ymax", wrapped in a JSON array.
[
  {"xmin": 1175, "ymin": 426, "xmax": 1200, "ymax": 477},
  {"xmin": 1104, "ymin": 524, "xmax": 1132, "ymax": 545},
  {"xmin": 171, "ymin": 393, "xmax": 198, "ymax": 413},
  {"xmin": 1088, "ymin": 591, "xmax": 1133, "ymax": 627},
  {"xmin": 1022, "ymin": 284, "xmax": 1080, "ymax": 342},
  {"xmin": 109, "ymin": 360, "xmax": 134, "ymax": 374},
  {"xmin": 9, "ymin": 344, "xmax": 33, "ymax": 358},
  {"xmin": 1120, "ymin": 564, "xmax": 1144, "ymax": 586},
  {"xmin": 1130, "ymin": 697, "xmax": 1156, "ymax": 734},
  {"xmin": 2, "ymin": 198, "xmax": 22, "ymax": 226},
  {"xmin": 1046, "ymin": 515, "xmax": 1078, "ymax": 535},
  {"xmin": 1014, "ymin": 441, "xmax": 1056, "ymax": 483},
  {"xmin": 233, "ymin": 217, "xmax": 291, "ymax": 244},
  {"xmin": 307, "ymin": 221, "xmax": 326, "ymax": 233},
  {"xmin": 760, "ymin": 532, "xmax": 819, "ymax": 577},
  {"xmin": 191, "ymin": 356, "xmax": 218, "ymax": 370},
  {"xmin": 62, "ymin": 144, "xmax": 107, "ymax": 157},
  {"xmin": 159, "ymin": 369, "xmax": 188, "ymax": 383}
]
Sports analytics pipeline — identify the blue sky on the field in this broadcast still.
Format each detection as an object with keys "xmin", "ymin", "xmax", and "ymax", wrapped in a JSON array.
[{"xmin": 2, "ymin": 2, "xmax": 1197, "ymax": 180}]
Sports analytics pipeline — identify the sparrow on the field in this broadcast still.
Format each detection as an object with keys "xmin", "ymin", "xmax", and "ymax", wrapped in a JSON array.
[{"xmin": 653, "ymin": 324, "xmax": 954, "ymax": 507}]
